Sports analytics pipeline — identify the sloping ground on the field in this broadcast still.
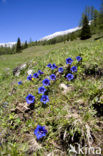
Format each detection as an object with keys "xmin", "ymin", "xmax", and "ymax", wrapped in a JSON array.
[
  {"xmin": 0, "ymin": 39, "xmax": 103, "ymax": 155},
  {"xmin": 0, "ymin": 42, "xmax": 70, "ymax": 74}
]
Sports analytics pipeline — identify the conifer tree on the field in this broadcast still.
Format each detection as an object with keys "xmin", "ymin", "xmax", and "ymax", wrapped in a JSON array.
[
  {"xmin": 98, "ymin": 0, "xmax": 103, "ymax": 30},
  {"xmin": 24, "ymin": 41, "xmax": 28, "ymax": 49},
  {"xmin": 16, "ymin": 38, "xmax": 21, "ymax": 52},
  {"xmin": 80, "ymin": 15, "xmax": 91, "ymax": 40}
]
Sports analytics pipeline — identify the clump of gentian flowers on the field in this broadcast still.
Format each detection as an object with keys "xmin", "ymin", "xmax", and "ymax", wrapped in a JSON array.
[
  {"xmin": 47, "ymin": 63, "xmax": 57, "ymax": 70},
  {"xmin": 76, "ymin": 56, "xmax": 82, "ymax": 62},
  {"xmin": 38, "ymin": 70, "xmax": 44, "ymax": 75},
  {"xmin": 33, "ymin": 73, "xmax": 39, "ymax": 79},
  {"xmin": 34, "ymin": 125, "xmax": 47, "ymax": 140},
  {"xmin": 42, "ymin": 78, "xmax": 50, "ymax": 86},
  {"xmin": 50, "ymin": 74, "xmax": 56, "ymax": 81},
  {"xmin": 66, "ymin": 73, "xmax": 74, "ymax": 81},
  {"xmin": 71, "ymin": 66, "xmax": 77, "ymax": 73},
  {"xmin": 18, "ymin": 81, "xmax": 22, "ymax": 85},
  {"xmin": 47, "ymin": 63, "xmax": 52, "ymax": 68},
  {"xmin": 26, "ymin": 94, "xmax": 35, "ymax": 104},
  {"xmin": 38, "ymin": 86, "xmax": 46, "ymax": 94},
  {"xmin": 40, "ymin": 95, "xmax": 49, "ymax": 104},
  {"xmin": 58, "ymin": 67, "xmax": 64, "ymax": 73},
  {"xmin": 66, "ymin": 57, "xmax": 73, "ymax": 65},
  {"xmin": 27, "ymin": 75, "xmax": 32, "ymax": 81},
  {"xmin": 51, "ymin": 63, "xmax": 57, "ymax": 70},
  {"xmin": 23, "ymin": 56, "xmax": 83, "ymax": 141}
]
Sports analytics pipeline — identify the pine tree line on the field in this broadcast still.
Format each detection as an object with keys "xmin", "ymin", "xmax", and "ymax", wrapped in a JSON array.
[
  {"xmin": 80, "ymin": 0, "xmax": 103, "ymax": 34},
  {"xmin": 16, "ymin": 38, "xmax": 28, "ymax": 52},
  {"xmin": 0, "ymin": 39, "xmax": 28, "ymax": 55},
  {"xmin": 80, "ymin": 15, "xmax": 91, "ymax": 40}
]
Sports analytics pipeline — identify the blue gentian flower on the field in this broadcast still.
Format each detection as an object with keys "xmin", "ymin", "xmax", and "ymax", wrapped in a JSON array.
[
  {"xmin": 40, "ymin": 95, "xmax": 49, "ymax": 104},
  {"xmin": 42, "ymin": 79, "xmax": 50, "ymax": 86},
  {"xmin": 38, "ymin": 70, "xmax": 44, "ymax": 75},
  {"xmin": 51, "ymin": 64, "xmax": 57, "ymax": 70},
  {"xmin": 47, "ymin": 63, "xmax": 52, "ymax": 68},
  {"xmin": 26, "ymin": 94, "xmax": 35, "ymax": 104},
  {"xmin": 38, "ymin": 86, "xmax": 46, "ymax": 94},
  {"xmin": 33, "ymin": 73, "xmax": 39, "ymax": 78},
  {"xmin": 71, "ymin": 66, "xmax": 77, "ymax": 73},
  {"xmin": 50, "ymin": 74, "xmax": 56, "ymax": 81},
  {"xmin": 76, "ymin": 56, "xmax": 82, "ymax": 62},
  {"xmin": 18, "ymin": 81, "xmax": 22, "ymax": 85},
  {"xmin": 66, "ymin": 57, "xmax": 73, "ymax": 64},
  {"xmin": 66, "ymin": 73, "xmax": 74, "ymax": 81},
  {"xmin": 34, "ymin": 125, "xmax": 47, "ymax": 140},
  {"xmin": 27, "ymin": 75, "xmax": 32, "ymax": 81},
  {"xmin": 58, "ymin": 67, "xmax": 64, "ymax": 73}
]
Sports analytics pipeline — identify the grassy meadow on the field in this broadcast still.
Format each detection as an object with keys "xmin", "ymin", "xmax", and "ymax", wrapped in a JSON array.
[
  {"xmin": 0, "ymin": 42, "xmax": 70, "ymax": 73},
  {"xmin": 0, "ymin": 38, "xmax": 103, "ymax": 155}
]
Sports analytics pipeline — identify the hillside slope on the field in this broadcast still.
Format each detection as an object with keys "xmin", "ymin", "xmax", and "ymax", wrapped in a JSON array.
[
  {"xmin": 0, "ymin": 42, "xmax": 71, "ymax": 73},
  {"xmin": 0, "ymin": 39, "xmax": 103, "ymax": 155}
]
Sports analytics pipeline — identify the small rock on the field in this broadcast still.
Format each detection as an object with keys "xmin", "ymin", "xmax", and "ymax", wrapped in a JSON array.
[
  {"xmin": 11, "ymin": 108, "xmax": 16, "ymax": 113},
  {"xmin": 25, "ymin": 133, "xmax": 42, "ymax": 154},
  {"xmin": 27, "ymin": 69, "xmax": 33, "ymax": 75},
  {"xmin": 20, "ymin": 63, "xmax": 27, "ymax": 70},
  {"xmin": 11, "ymin": 102, "xmax": 34, "ymax": 114},
  {"xmin": 59, "ymin": 83, "xmax": 68, "ymax": 90},
  {"xmin": 56, "ymin": 72, "xmax": 60, "ymax": 77},
  {"xmin": 76, "ymin": 99, "xmax": 85, "ymax": 105},
  {"xmin": 59, "ymin": 83, "xmax": 74, "ymax": 95},
  {"xmin": 15, "ymin": 71, "xmax": 20, "ymax": 77},
  {"xmin": 13, "ymin": 63, "xmax": 27, "ymax": 76},
  {"xmin": 64, "ymin": 64, "xmax": 68, "ymax": 68},
  {"xmin": 2, "ymin": 102, "xmax": 8, "ymax": 108}
]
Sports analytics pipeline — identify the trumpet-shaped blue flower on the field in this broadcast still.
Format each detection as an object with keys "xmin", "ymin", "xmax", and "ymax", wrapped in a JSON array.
[
  {"xmin": 42, "ymin": 78, "xmax": 50, "ymax": 86},
  {"xmin": 33, "ymin": 73, "xmax": 39, "ymax": 78},
  {"xmin": 50, "ymin": 74, "xmax": 56, "ymax": 81},
  {"xmin": 51, "ymin": 64, "xmax": 57, "ymax": 70},
  {"xmin": 26, "ymin": 94, "xmax": 35, "ymax": 104},
  {"xmin": 38, "ymin": 70, "xmax": 44, "ymax": 75},
  {"xmin": 38, "ymin": 86, "xmax": 46, "ymax": 94},
  {"xmin": 34, "ymin": 125, "xmax": 47, "ymax": 140},
  {"xmin": 47, "ymin": 63, "xmax": 52, "ymax": 68},
  {"xmin": 40, "ymin": 95, "xmax": 49, "ymax": 104},
  {"xmin": 76, "ymin": 56, "xmax": 82, "ymax": 62},
  {"xmin": 66, "ymin": 57, "xmax": 73, "ymax": 65},
  {"xmin": 18, "ymin": 81, "xmax": 22, "ymax": 85},
  {"xmin": 27, "ymin": 75, "xmax": 32, "ymax": 81},
  {"xmin": 71, "ymin": 66, "xmax": 77, "ymax": 73},
  {"xmin": 66, "ymin": 73, "xmax": 74, "ymax": 81},
  {"xmin": 58, "ymin": 67, "xmax": 64, "ymax": 73}
]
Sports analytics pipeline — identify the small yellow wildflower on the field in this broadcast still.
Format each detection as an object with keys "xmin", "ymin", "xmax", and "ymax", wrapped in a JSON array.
[{"xmin": 32, "ymin": 78, "xmax": 34, "ymax": 81}]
